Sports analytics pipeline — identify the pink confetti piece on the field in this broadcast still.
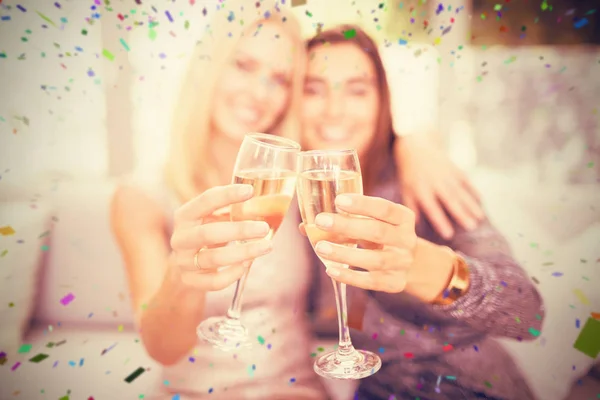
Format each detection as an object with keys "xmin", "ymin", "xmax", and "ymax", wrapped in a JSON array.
[
  {"xmin": 11, "ymin": 362, "xmax": 21, "ymax": 371},
  {"xmin": 60, "ymin": 292, "xmax": 75, "ymax": 306}
]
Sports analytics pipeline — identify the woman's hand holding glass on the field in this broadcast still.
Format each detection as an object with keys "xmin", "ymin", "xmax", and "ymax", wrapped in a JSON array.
[
  {"xmin": 311, "ymin": 194, "xmax": 417, "ymax": 293},
  {"xmin": 169, "ymin": 184, "xmax": 273, "ymax": 292}
]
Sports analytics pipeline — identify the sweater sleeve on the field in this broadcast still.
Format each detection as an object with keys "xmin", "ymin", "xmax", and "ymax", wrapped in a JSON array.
[{"xmin": 432, "ymin": 218, "xmax": 545, "ymax": 340}]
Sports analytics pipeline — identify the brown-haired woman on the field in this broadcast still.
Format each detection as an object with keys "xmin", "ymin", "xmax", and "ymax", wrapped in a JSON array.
[{"xmin": 300, "ymin": 25, "xmax": 545, "ymax": 400}]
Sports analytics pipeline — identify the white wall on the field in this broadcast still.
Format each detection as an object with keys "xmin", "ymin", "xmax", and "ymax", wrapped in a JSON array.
[{"xmin": 0, "ymin": 0, "xmax": 108, "ymax": 182}]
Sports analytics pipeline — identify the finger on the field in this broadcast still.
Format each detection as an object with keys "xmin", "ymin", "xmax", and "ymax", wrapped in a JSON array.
[
  {"xmin": 437, "ymin": 187, "xmax": 478, "ymax": 232},
  {"xmin": 315, "ymin": 241, "xmax": 412, "ymax": 272},
  {"xmin": 453, "ymin": 185, "xmax": 485, "ymax": 224},
  {"xmin": 459, "ymin": 181, "xmax": 485, "ymax": 220},
  {"xmin": 403, "ymin": 194, "xmax": 421, "ymax": 225},
  {"xmin": 315, "ymin": 213, "xmax": 408, "ymax": 247},
  {"xmin": 325, "ymin": 267, "xmax": 407, "ymax": 293},
  {"xmin": 418, "ymin": 194, "xmax": 454, "ymax": 240},
  {"xmin": 182, "ymin": 239, "xmax": 273, "ymax": 271},
  {"xmin": 171, "ymin": 220, "xmax": 270, "ymax": 249},
  {"xmin": 334, "ymin": 194, "xmax": 412, "ymax": 226},
  {"xmin": 462, "ymin": 178, "xmax": 483, "ymax": 204},
  {"xmin": 174, "ymin": 184, "xmax": 254, "ymax": 223},
  {"xmin": 181, "ymin": 263, "xmax": 249, "ymax": 292}
]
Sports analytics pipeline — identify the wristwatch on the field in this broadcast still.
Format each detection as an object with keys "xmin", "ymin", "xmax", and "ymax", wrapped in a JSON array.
[{"xmin": 432, "ymin": 251, "xmax": 471, "ymax": 306}]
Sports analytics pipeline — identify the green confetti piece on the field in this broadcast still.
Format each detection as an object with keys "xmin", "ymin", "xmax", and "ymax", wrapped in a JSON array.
[
  {"xmin": 0, "ymin": 249, "xmax": 7, "ymax": 257},
  {"xmin": 317, "ymin": 347, "xmax": 324, "ymax": 352},
  {"xmin": 343, "ymin": 29, "xmax": 356, "ymax": 39},
  {"xmin": 41, "ymin": 245, "xmax": 49, "ymax": 251},
  {"xmin": 446, "ymin": 375, "xmax": 456, "ymax": 380},
  {"xmin": 102, "ymin": 49, "xmax": 114, "ymax": 61},
  {"xmin": 528, "ymin": 327, "xmax": 540, "ymax": 337},
  {"xmin": 573, "ymin": 317, "xmax": 600, "ymax": 358},
  {"xmin": 59, "ymin": 396, "xmax": 69, "ymax": 400},
  {"xmin": 484, "ymin": 380, "xmax": 492, "ymax": 388},
  {"xmin": 29, "ymin": 353, "xmax": 49, "ymax": 363},
  {"xmin": 149, "ymin": 28, "xmax": 157, "ymax": 41},
  {"xmin": 120, "ymin": 38, "xmax": 130, "ymax": 51},
  {"xmin": 18, "ymin": 344, "xmax": 32, "ymax": 353},
  {"xmin": 588, "ymin": 162, "xmax": 594, "ymax": 168},
  {"xmin": 36, "ymin": 11, "xmax": 57, "ymax": 27},
  {"xmin": 494, "ymin": 4, "xmax": 502, "ymax": 11},
  {"xmin": 124, "ymin": 367, "xmax": 146, "ymax": 383},
  {"xmin": 504, "ymin": 56, "xmax": 517, "ymax": 64},
  {"xmin": 257, "ymin": 335, "xmax": 265, "ymax": 345}
]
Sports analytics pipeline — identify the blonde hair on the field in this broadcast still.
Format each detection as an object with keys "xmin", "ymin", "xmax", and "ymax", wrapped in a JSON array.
[{"xmin": 165, "ymin": 0, "xmax": 306, "ymax": 203}]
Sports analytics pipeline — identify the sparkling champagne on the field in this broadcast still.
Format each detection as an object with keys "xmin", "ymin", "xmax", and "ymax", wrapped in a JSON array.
[
  {"xmin": 231, "ymin": 169, "xmax": 297, "ymax": 240},
  {"xmin": 297, "ymin": 169, "xmax": 362, "ymax": 269}
]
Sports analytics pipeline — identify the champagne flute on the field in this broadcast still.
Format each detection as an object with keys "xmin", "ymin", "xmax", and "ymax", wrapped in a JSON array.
[
  {"xmin": 296, "ymin": 149, "xmax": 382, "ymax": 380},
  {"xmin": 196, "ymin": 133, "xmax": 301, "ymax": 351}
]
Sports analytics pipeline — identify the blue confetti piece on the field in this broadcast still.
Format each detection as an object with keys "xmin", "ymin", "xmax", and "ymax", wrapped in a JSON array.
[
  {"xmin": 208, "ymin": 388, "xmax": 213, "ymax": 394},
  {"xmin": 378, "ymin": 347, "xmax": 385, "ymax": 353},
  {"xmin": 574, "ymin": 18, "xmax": 588, "ymax": 29},
  {"xmin": 576, "ymin": 319, "xmax": 580, "ymax": 328},
  {"xmin": 68, "ymin": 360, "xmax": 76, "ymax": 367},
  {"xmin": 171, "ymin": 394, "xmax": 180, "ymax": 400},
  {"xmin": 399, "ymin": 39, "xmax": 408, "ymax": 45},
  {"xmin": 552, "ymin": 272, "xmax": 563, "ymax": 277},
  {"xmin": 165, "ymin": 10, "xmax": 173, "ymax": 22},
  {"xmin": 1, "ymin": 16, "xmax": 11, "ymax": 21},
  {"xmin": 17, "ymin": 4, "xmax": 27, "ymax": 12},
  {"xmin": 227, "ymin": 11, "xmax": 235, "ymax": 22}
]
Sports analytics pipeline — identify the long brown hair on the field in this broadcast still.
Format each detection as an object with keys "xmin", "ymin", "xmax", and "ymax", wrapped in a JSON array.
[{"xmin": 305, "ymin": 25, "xmax": 395, "ymax": 195}]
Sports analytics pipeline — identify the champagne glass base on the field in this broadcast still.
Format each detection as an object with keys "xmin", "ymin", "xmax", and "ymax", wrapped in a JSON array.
[
  {"xmin": 196, "ymin": 316, "xmax": 252, "ymax": 351},
  {"xmin": 313, "ymin": 349, "xmax": 381, "ymax": 380}
]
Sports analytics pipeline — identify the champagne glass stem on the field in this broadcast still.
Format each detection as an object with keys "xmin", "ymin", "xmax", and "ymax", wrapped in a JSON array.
[
  {"xmin": 226, "ymin": 268, "xmax": 250, "ymax": 321},
  {"xmin": 331, "ymin": 275, "xmax": 355, "ymax": 357}
]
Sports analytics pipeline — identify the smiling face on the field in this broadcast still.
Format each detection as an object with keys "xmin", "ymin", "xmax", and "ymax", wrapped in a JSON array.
[
  {"xmin": 301, "ymin": 42, "xmax": 380, "ymax": 157},
  {"xmin": 211, "ymin": 21, "xmax": 295, "ymax": 142}
]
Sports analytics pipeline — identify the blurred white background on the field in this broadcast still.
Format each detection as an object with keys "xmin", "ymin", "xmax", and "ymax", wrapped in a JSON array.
[{"xmin": 1, "ymin": 0, "xmax": 599, "ymax": 399}]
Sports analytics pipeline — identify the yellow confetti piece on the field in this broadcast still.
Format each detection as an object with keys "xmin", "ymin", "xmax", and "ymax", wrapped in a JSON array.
[
  {"xmin": 118, "ymin": 324, "xmax": 124, "ymax": 332},
  {"xmin": 573, "ymin": 289, "xmax": 590, "ymax": 306},
  {"xmin": 0, "ymin": 226, "xmax": 15, "ymax": 235}
]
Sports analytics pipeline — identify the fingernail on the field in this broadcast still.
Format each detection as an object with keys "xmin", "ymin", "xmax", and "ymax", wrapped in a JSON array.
[
  {"xmin": 252, "ymin": 222, "xmax": 270, "ymax": 235},
  {"xmin": 336, "ymin": 195, "xmax": 352, "ymax": 207},
  {"xmin": 238, "ymin": 185, "xmax": 253, "ymax": 197},
  {"xmin": 315, "ymin": 241, "xmax": 332, "ymax": 255},
  {"xmin": 326, "ymin": 267, "xmax": 340, "ymax": 277},
  {"xmin": 315, "ymin": 214, "xmax": 333, "ymax": 228}
]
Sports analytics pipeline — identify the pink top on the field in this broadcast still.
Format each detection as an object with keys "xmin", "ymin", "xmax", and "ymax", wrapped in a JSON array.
[{"xmin": 125, "ymin": 175, "xmax": 327, "ymax": 400}]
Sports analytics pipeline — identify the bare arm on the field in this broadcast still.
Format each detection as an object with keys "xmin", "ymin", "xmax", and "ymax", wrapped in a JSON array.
[{"xmin": 110, "ymin": 186, "xmax": 207, "ymax": 365}]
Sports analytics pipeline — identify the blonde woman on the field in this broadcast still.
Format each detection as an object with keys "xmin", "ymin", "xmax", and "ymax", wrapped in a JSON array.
[
  {"xmin": 111, "ymin": 2, "xmax": 325, "ymax": 399},
  {"xmin": 111, "ymin": 2, "xmax": 484, "ymax": 399}
]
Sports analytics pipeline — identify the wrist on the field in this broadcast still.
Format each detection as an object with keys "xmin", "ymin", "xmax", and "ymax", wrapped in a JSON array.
[{"xmin": 403, "ymin": 239, "xmax": 455, "ymax": 303}]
